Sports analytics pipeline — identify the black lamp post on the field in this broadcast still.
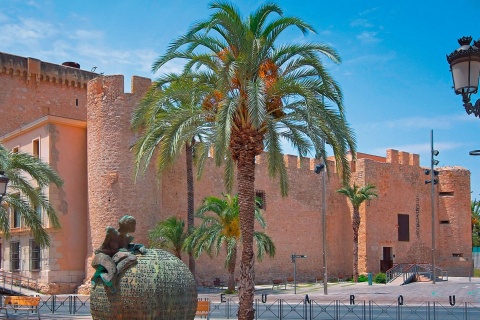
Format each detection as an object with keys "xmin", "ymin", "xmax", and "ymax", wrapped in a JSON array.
[
  {"xmin": 0, "ymin": 171, "xmax": 9, "ymax": 203},
  {"xmin": 446, "ymin": 36, "xmax": 480, "ymax": 117},
  {"xmin": 314, "ymin": 148, "xmax": 328, "ymax": 295}
]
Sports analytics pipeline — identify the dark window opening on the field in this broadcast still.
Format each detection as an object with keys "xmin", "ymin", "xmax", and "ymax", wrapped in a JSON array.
[
  {"xmin": 255, "ymin": 190, "xmax": 266, "ymax": 210},
  {"xmin": 440, "ymin": 220, "xmax": 450, "ymax": 224},
  {"xmin": 12, "ymin": 201, "xmax": 21, "ymax": 228},
  {"xmin": 398, "ymin": 214, "xmax": 410, "ymax": 242},
  {"xmin": 75, "ymin": 98, "xmax": 79, "ymax": 106},
  {"xmin": 30, "ymin": 239, "xmax": 41, "ymax": 271},
  {"xmin": 32, "ymin": 139, "xmax": 40, "ymax": 158},
  {"xmin": 439, "ymin": 191, "xmax": 454, "ymax": 197},
  {"xmin": 10, "ymin": 241, "xmax": 20, "ymax": 271},
  {"xmin": 452, "ymin": 253, "xmax": 463, "ymax": 257}
]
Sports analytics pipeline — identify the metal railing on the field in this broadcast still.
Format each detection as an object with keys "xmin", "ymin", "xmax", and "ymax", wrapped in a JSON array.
[
  {"xmin": 386, "ymin": 263, "xmax": 446, "ymax": 284},
  {"xmin": 205, "ymin": 298, "xmax": 480, "ymax": 319},
  {"xmin": 0, "ymin": 294, "xmax": 91, "ymax": 316},
  {"xmin": 0, "ymin": 270, "xmax": 39, "ymax": 294}
]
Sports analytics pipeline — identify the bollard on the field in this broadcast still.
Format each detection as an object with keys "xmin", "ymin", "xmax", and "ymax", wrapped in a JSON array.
[{"xmin": 368, "ymin": 273, "xmax": 373, "ymax": 285}]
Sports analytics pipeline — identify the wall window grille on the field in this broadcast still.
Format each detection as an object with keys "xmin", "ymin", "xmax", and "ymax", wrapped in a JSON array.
[
  {"xmin": 10, "ymin": 241, "xmax": 20, "ymax": 271},
  {"xmin": 398, "ymin": 214, "xmax": 410, "ymax": 242},
  {"xmin": 29, "ymin": 239, "xmax": 41, "ymax": 271},
  {"xmin": 255, "ymin": 190, "xmax": 266, "ymax": 210}
]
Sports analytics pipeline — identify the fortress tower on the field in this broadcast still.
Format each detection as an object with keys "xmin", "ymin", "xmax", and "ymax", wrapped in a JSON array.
[{"xmin": 85, "ymin": 75, "xmax": 161, "ymax": 278}]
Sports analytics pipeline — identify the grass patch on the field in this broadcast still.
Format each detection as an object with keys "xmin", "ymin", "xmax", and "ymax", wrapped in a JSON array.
[{"xmin": 474, "ymin": 269, "xmax": 480, "ymax": 278}]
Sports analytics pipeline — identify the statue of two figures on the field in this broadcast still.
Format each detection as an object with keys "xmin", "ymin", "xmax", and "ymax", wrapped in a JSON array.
[{"xmin": 91, "ymin": 215, "xmax": 146, "ymax": 293}]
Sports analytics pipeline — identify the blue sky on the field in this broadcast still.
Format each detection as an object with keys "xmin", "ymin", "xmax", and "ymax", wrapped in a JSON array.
[{"xmin": 1, "ymin": 0, "xmax": 479, "ymax": 199}]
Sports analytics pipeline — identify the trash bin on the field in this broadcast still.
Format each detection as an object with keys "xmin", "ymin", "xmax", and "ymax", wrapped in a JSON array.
[{"xmin": 368, "ymin": 273, "xmax": 373, "ymax": 285}]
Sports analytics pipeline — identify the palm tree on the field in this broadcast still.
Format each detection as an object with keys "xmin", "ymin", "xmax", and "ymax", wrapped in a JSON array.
[
  {"xmin": 152, "ymin": 3, "xmax": 356, "ymax": 318},
  {"xmin": 0, "ymin": 144, "xmax": 63, "ymax": 247},
  {"xmin": 471, "ymin": 199, "xmax": 480, "ymax": 247},
  {"xmin": 132, "ymin": 73, "xmax": 216, "ymax": 277},
  {"xmin": 337, "ymin": 183, "xmax": 378, "ymax": 282},
  {"xmin": 148, "ymin": 216, "xmax": 188, "ymax": 259},
  {"xmin": 185, "ymin": 194, "xmax": 275, "ymax": 292}
]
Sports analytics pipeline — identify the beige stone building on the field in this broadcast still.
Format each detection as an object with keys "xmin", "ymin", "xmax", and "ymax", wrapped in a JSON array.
[{"xmin": 0, "ymin": 52, "xmax": 473, "ymax": 293}]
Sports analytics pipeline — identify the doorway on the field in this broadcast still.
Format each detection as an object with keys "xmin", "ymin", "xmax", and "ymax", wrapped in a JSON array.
[{"xmin": 380, "ymin": 247, "xmax": 393, "ymax": 272}]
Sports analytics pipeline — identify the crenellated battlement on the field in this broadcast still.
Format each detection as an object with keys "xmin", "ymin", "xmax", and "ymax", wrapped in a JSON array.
[
  {"xmin": 386, "ymin": 149, "xmax": 420, "ymax": 166},
  {"xmin": 0, "ymin": 52, "xmax": 98, "ymax": 89}
]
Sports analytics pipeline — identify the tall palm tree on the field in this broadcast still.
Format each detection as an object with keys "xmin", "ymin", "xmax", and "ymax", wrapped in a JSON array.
[
  {"xmin": 337, "ymin": 183, "xmax": 378, "ymax": 282},
  {"xmin": 132, "ymin": 73, "xmax": 216, "ymax": 277},
  {"xmin": 0, "ymin": 144, "xmax": 63, "ymax": 247},
  {"xmin": 152, "ymin": 2, "xmax": 356, "ymax": 318},
  {"xmin": 148, "ymin": 216, "xmax": 188, "ymax": 259},
  {"xmin": 471, "ymin": 199, "xmax": 480, "ymax": 247},
  {"xmin": 185, "ymin": 194, "xmax": 275, "ymax": 292}
]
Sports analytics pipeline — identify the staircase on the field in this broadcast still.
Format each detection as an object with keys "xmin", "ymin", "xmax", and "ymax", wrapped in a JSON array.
[{"xmin": 386, "ymin": 263, "xmax": 447, "ymax": 285}]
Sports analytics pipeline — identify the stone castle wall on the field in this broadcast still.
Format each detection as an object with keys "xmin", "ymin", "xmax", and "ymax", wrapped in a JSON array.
[
  {"xmin": 0, "ymin": 51, "xmax": 473, "ymax": 291},
  {"xmin": 0, "ymin": 52, "xmax": 97, "ymax": 137}
]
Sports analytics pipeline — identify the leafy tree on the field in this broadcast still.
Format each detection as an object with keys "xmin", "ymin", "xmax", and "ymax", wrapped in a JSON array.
[
  {"xmin": 148, "ymin": 216, "xmax": 188, "ymax": 259},
  {"xmin": 0, "ymin": 144, "xmax": 63, "ymax": 247},
  {"xmin": 153, "ymin": 2, "xmax": 356, "ymax": 317},
  {"xmin": 132, "ymin": 73, "xmax": 216, "ymax": 277},
  {"xmin": 337, "ymin": 183, "xmax": 378, "ymax": 282},
  {"xmin": 472, "ymin": 199, "xmax": 480, "ymax": 247},
  {"xmin": 185, "ymin": 194, "xmax": 275, "ymax": 292}
]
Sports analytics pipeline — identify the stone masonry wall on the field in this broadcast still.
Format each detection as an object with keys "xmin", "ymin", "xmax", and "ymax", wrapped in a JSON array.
[
  {"xmin": 0, "ymin": 52, "xmax": 97, "ymax": 137},
  {"xmin": 85, "ymin": 75, "xmax": 161, "ymax": 280}
]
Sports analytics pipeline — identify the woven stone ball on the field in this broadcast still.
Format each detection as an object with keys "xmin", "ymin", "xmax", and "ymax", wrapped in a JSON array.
[{"xmin": 91, "ymin": 249, "xmax": 197, "ymax": 319}]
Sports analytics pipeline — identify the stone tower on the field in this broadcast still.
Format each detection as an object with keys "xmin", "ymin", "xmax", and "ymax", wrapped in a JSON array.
[{"xmin": 86, "ymin": 75, "xmax": 161, "ymax": 278}]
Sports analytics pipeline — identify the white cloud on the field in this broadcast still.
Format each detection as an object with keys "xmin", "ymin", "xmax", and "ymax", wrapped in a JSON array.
[
  {"xmin": 344, "ymin": 51, "xmax": 396, "ymax": 66},
  {"xmin": 350, "ymin": 19, "xmax": 373, "ymax": 28},
  {"xmin": 357, "ymin": 31, "xmax": 381, "ymax": 44},
  {"xmin": 0, "ymin": 12, "xmax": 9, "ymax": 23},
  {"xmin": 0, "ymin": 18, "xmax": 57, "ymax": 47},
  {"xmin": 70, "ymin": 29, "xmax": 104, "ymax": 41}
]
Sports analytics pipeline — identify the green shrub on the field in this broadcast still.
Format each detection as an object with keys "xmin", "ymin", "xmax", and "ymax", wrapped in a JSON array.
[
  {"xmin": 474, "ymin": 269, "xmax": 480, "ymax": 278},
  {"xmin": 374, "ymin": 272, "xmax": 386, "ymax": 284},
  {"xmin": 357, "ymin": 274, "xmax": 368, "ymax": 282}
]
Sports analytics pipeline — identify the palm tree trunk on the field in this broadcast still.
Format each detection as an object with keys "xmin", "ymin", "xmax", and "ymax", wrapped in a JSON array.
[
  {"xmin": 236, "ymin": 151, "xmax": 256, "ymax": 320},
  {"xmin": 352, "ymin": 207, "xmax": 360, "ymax": 282},
  {"xmin": 227, "ymin": 245, "xmax": 237, "ymax": 292},
  {"xmin": 186, "ymin": 141, "xmax": 196, "ymax": 279}
]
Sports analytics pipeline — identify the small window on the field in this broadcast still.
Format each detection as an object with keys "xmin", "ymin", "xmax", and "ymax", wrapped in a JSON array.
[
  {"xmin": 452, "ymin": 253, "xmax": 463, "ymax": 258},
  {"xmin": 75, "ymin": 98, "xmax": 79, "ymax": 106},
  {"xmin": 10, "ymin": 198, "xmax": 21, "ymax": 229},
  {"xmin": 32, "ymin": 139, "xmax": 40, "ymax": 158},
  {"xmin": 255, "ymin": 190, "xmax": 266, "ymax": 210},
  {"xmin": 29, "ymin": 239, "xmax": 41, "ymax": 271},
  {"xmin": 35, "ymin": 204, "xmax": 43, "ymax": 226},
  {"xmin": 439, "ymin": 191, "xmax": 454, "ymax": 197},
  {"xmin": 440, "ymin": 220, "xmax": 450, "ymax": 224},
  {"xmin": 10, "ymin": 241, "xmax": 20, "ymax": 271},
  {"xmin": 398, "ymin": 214, "xmax": 410, "ymax": 242}
]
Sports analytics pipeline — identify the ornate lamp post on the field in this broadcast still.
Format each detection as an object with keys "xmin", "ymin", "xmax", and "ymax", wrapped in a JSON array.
[
  {"xmin": 446, "ymin": 36, "xmax": 480, "ymax": 117},
  {"xmin": 0, "ymin": 171, "xmax": 10, "ymax": 203}
]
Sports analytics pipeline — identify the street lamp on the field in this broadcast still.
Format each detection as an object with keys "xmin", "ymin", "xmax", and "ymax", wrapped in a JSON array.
[
  {"xmin": 424, "ymin": 131, "xmax": 440, "ymax": 284},
  {"xmin": 314, "ymin": 158, "xmax": 328, "ymax": 295},
  {"xmin": 446, "ymin": 36, "xmax": 480, "ymax": 117},
  {"xmin": 0, "ymin": 171, "xmax": 10, "ymax": 203}
]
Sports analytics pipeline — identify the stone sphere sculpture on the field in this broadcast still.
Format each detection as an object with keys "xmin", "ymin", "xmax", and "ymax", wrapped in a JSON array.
[{"xmin": 91, "ymin": 249, "xmax": 197, "ymax": 319}]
